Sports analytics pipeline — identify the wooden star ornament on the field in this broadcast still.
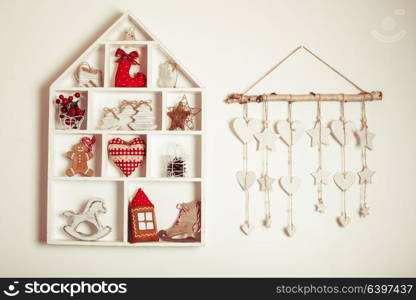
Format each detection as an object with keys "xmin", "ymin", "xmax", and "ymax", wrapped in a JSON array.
[
  {"xmin": 306, "ymin": 124, "xmax": 330, "ymax": 147},
  {"xmin": 315, "ymin": 202, "xmax": 327, "ymax": 213},
  {"xmin": 357, "ymin": 129, "xmax": 375, "ymax": 150},
  {"xmin": 167, "ymin": 97, "xmax": 201, "ymax": 130},
  {"xmin": 254, "ymin": 127, "xmax": 278, "ymax": 151},
  {"xmin": 358, "ymin": 167, "xmax": 375, "ymax": 184},
  {"xmin": 258, "ymin": 174, "xmax": 275, "ymax": 191},
  {"xmin": 311, "ymin": 169, "xmax": 330, "ymax": 185}
]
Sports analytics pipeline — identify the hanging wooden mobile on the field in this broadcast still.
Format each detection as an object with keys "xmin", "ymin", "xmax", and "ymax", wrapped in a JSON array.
[
  {"xmin": 357, "ymin": 102, "xmax": 375, "ymax": 217},
  {"xmin": 231, "ymin": 104, "xmax": 262, "ymax": 235},
  {"xmin": 254, "ymin": 97, "xmax": 278, "ymax": 228},
  {"xmin": 276, "ymin": 100, "xmax": 304, "ymax": 237},
  {"xmin": 330, "ymin": 98, "xmax": 356, "ymax": 227},
  {"xmin": 225, "ymin": 45, "xmax": 382, "ymax": 235},
  {"xmin": 306, "ymin": 95, "xmax": 331, "ymax": 213}
]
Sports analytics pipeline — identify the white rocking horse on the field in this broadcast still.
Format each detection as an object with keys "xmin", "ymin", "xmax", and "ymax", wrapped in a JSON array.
[{"xmin": 63, "ymin": 198, "xmax": 112, "ymax": 241}]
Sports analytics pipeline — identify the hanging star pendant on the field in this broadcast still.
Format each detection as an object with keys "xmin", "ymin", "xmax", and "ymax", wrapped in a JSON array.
[
  {"xmin": 359, "ymin": 204, "xmax": 370, "ymax": 217},
  {"xmin": 315, "ymin": 202, "xmax": 327, "ymax": 213},
  {"xmin": 358, "ymin": 167, "xmax": 375, "ymax": 184},
  {"xmin": 306, "ymin": 124, "xmax": 330, "ymax": 147},
  {"xmin": 258, "ymin": 174, "xmax": 275, "ymax": 191},
  {"xmin": 311, "ymin": 169, "xmax": 330, "ymax": 185},
  {"xmin": 357, "ymin": 129, "xmax": 375, "ymax": 150},
  {"xmin": 254, "ymin": 127, "xmax": 278, "ymax": 151}
]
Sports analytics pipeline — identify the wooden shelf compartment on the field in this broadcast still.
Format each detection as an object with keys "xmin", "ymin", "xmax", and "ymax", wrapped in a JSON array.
[
  {"xmin": 47, "ymin": 180, "xmax": 124, "ymax": 243},
  {"xmin": 87, "ymin": 90, "xmax": 163, "ymax": 131}
]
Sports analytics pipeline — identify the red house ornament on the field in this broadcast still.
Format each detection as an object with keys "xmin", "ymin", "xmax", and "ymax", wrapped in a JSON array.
[
  {"xmin": 128, "ymin": 188, "xmax": 158, "ymax": 243},
  {"xmin": 114, "ymin": 48, "xmax": 146, "ymax": 87}
]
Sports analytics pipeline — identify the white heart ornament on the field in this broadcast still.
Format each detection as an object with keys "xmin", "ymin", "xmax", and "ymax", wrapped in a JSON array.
[
  {"xmin": 232, "ymin": 118, "xmax": 263, "ymax": 144},
  {"xmin": 236, "ymin": 171, "xmax": 256, "ymax": 191},
  {"xmin": 330, "ymin": 120, "xmax": 355, "ymax": 146},
  {"xmin": 275, "ymin": 120, "xmax": 304, "ymax": 146},
  {"xmin": 279, "ymin": 176, "xmax": 301, "ymax": 195},
  {"xmin": 333, "ymin": 172, "xmax": 355, "ymax": 191},
  {"xmin": 240, "ymin": 223, "xmax": 253, "ymax": 235},
  {"xmin": 284, "ymin": 225, "xmax": 296, "ymax": 237},
  {"xmin": 337, "ymin": 215, "xmax": 351, "ymax": 227}
]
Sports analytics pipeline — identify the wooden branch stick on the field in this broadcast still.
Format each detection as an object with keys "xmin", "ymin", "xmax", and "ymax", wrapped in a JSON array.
[{"xmin": 225, "ymin": 91, "xmax": 382, "ymax": 104}]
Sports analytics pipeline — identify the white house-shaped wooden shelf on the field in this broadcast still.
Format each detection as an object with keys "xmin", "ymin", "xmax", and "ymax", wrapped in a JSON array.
[{"xmin": 47, "ymin": 12, "xmax": 205, "ymax": 247}]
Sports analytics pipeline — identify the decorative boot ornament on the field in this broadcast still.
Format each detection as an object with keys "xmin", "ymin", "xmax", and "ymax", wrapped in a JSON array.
[
  {"xmin": 158, "ymin": 200, "xmax": 201, "ymax": 242},
  {"xmin": 114, "ymin": 48, "xmax": 146, "ymax": 87}
]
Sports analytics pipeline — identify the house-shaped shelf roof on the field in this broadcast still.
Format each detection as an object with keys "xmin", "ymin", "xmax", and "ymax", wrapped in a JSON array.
[{"xmin": 51, "ymin": 12, "xmax": 202, "ymax": 89}]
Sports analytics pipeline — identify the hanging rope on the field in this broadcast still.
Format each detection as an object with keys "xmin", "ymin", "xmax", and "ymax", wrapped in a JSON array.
[{"xmin": 241, "ymin": 45, "xmax": 366, "ymax": 96}]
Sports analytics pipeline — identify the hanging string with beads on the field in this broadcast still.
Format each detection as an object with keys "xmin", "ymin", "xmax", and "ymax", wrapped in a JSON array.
[
  {"xmin": 262, "ymin": 97, "xmax": 272, "ymax": 227},
  {"xmin": 285, "ymin": 100, "xmax": 296, "ymax": 237},
  {"xmin": 340, "ymin": 100, "xmax": 347, "ymax": 221},
  {"xmin": 313, "ymin": 96, "xmax": 328, "ymax": 213},
  {"xmin": 358, "ymin": 101, "xmax": 374, "ymax": 217},
  {"xmin": 242, "ymin": 103, "xmax": 251, "ymax": 229},
  {"xmin": 361, "ymin": 102, "xmax": 368, "ymax": 216}
]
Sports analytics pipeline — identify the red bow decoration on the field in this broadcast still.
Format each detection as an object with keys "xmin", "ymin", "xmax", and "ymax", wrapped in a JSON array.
[
  {"xmin": 115, "ymin": 48, "xmax": 139, "ymax": 65},
  {"xmin": 81, "ymin": 136, "xmax": 96, "ymax": 152}
]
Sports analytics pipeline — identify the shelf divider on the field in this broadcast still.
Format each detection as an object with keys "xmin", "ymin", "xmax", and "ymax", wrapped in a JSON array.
[
  {"xmin": 123, "ymin": 181, "xmax": 129, "ymax": 243},
  {"xmin": 104, "ymin": 44, "xmax": 109, "ymax": 87},
  {"xmin": 145, "ymin": 134, "xmax": 152, "ymax": 177}
]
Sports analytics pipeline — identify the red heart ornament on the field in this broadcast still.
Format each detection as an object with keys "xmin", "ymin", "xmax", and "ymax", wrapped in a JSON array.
[{"xmin": 108, "ymin": 137, "xmax": 145, "ymax": 177}]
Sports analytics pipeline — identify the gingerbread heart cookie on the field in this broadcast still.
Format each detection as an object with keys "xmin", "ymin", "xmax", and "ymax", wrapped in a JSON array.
[{"xmin": 108, "ymin": 137, "xmax": 146, "ymax": 177}]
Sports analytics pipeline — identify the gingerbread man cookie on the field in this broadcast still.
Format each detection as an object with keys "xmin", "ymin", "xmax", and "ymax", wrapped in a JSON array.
[{"xmin": 66, "ymin": 137, "xmax": 95, "ymax": 177}]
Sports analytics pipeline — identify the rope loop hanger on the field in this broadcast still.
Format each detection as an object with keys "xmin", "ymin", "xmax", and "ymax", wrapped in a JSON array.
[{"xmin": 225, "ymin": 45, "xmax": 383, "ymax": 104}]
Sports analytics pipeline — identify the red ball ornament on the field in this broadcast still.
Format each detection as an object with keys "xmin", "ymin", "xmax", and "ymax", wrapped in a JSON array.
[
  {"xmin": 60, "ymin": 107, "xmax": 67, "ymax": 113},
  {"xmin": 65, "ymin": 119, "xmax": 71, "ymax": 125},
  {"xmin": 68, "ymin": 108, "xmax": 76, "ymax": 116},
  {"xmin": 59, "ymin": 114, "xmax": 65, "ymax": 118},
  {"xmin": 59, "ymin": 94, "xmax": 64, "ymax": 100},
  {"xmin": 68, "ymin": 96, "xmax": 73, "ymax": 101},
  {"xmin": 75, "ymin": 92, "xmax": 80, "ymax": 98},
  {"xmin": 55, "ymin": 99, "xmax": 60, "ymax": 104}
]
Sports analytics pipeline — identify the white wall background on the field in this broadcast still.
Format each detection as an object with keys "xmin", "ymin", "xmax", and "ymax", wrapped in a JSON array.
[{"xmin": 0, "ymin": 0, "xmax": 415, "ymax": 277}]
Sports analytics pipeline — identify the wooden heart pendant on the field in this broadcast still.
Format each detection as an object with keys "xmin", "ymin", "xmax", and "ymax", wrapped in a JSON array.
[
  {"xmin": 108, "ymin": 137, "xmax": 146, "ymax": 177},
  {"xmin": 333, "ymin": 172, "xmax": 355, "ymax": 191},
  {"xmin": 232, "ymin": 118, "xmax": 263, "ymax": 144}
]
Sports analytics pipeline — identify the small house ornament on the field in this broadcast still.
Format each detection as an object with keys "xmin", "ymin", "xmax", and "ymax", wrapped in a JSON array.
[{"xmin": 129, "ymin": 188, "xmax": 159, "ymax": 243}]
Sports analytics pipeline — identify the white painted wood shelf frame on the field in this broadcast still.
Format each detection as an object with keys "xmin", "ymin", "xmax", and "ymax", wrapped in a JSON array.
[{"xmin": 47, "ymin": 12, "xmax": 205, "ymax": 247}]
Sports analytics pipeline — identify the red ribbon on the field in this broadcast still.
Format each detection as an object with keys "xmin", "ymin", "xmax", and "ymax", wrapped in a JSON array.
[
  {"xmin": 81, "ymin": 136, "xmax": 96, "ymax": 152},
  {"xmin": 115, "ymin": 48, "xmax": 139, "ymax": 65}
]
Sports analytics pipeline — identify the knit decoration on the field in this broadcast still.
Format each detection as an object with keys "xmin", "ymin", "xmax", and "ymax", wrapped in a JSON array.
[{"xmin": 108, "ymin": 137, "xmax": 145, "ymax": 177}]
